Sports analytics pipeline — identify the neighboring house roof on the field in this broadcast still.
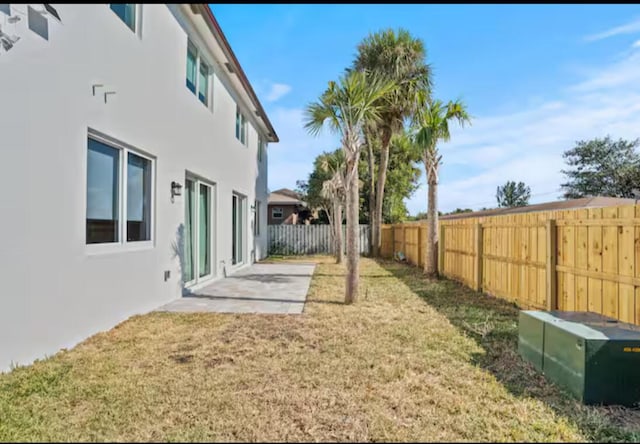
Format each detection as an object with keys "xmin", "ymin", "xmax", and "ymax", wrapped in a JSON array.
[
  {"xmin": 268, "ymin": 188, "xmax": 306, "ymax": 206},
  {"xmin": 191, "ymin": 4, "xmax": 278, "ymax": 143},
  {"xmin": 440, "ymin": 196, "xmax": 637, "ymax": 221}
]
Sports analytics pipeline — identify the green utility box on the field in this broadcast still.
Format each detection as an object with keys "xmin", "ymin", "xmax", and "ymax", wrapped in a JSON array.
[{"xmin": 518, "ymin": 310, "xmax": 640, "ymax": 406}]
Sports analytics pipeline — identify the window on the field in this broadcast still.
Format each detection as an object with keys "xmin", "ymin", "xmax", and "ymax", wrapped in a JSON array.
[
  {"xmin": 126, "ymin": 152, "xmax": 152, "ymax": 242},
  {"xmin": 198, "ymin": 61, "xmax": 210, "ymax": 106},
  {"xmin": 232, "ymin": 194, "xmax": 246, "ymax": 265},
  {"xmin": 28, "ymin": 6, "xmax": 48, "ymax": 40},
  {"xmin": 272, "ymin": 207, "xmax": 283, "ymax": 219},
  {"xmin": 87, "ymin": 139, "xmax": 120, "ymax": 244},
  {"xmin": 235, "ymin": 107, "xmax": 247, "ymax": 145},
  {"xmin": 86, "ymin": 135, "xmax": 154, "ymax": 247},
  {"xmin": 186, "ymin": 39, "xmax": 211, "ymax": 108},
  {"xmin": 254, "ymin": 200, "xmax": 260, "ymax": 236},
  {"xmin": 0, "ymin": 4, "xmax": 10, "ymax": 15},
  {"xmin": 257, "ymin": 137, "xmax": 266, "ymax": 162},
  {"xmin": 186, "ymin": 41, "xmax": 197, "ymax": 94},
  {"xmin": 110, "ymin": 4, "xmax": 136, "ymax": 32}
]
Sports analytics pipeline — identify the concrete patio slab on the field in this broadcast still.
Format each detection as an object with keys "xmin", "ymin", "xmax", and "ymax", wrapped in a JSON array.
[{"xmin": 156, "ymin": 262, "xmax": 316, "ymax": 314}]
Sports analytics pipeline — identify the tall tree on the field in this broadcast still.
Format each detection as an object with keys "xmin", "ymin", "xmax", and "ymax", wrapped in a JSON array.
[
  {"xmin": 297, "ymin": 150, "xmax": 346, "ymax": 262},
  {"xmin": 363, "ymin": 122, "xmax": 379, "ymax": 251},
  {"xmin": 353, "ymin": 28, "xmax": 432, "ymax": 257},
  {"xmin": 561, "ymin": 136, "xmax": 640, "ymax": 199},
  {"xmin": 360, "ymin": 131, "xmax": 422, "ymax": 224},
  {"xmin": 321, "ymin": 161, "xmax": 346, "ymax": 264},
  {"xmin": 304, "ymin": 70, "xmax": 395, "ymax": 303},
  {"xmin": 382, "ymin": 132, "xmax": 422, "ymax": 223},
  {"xmin": 415, "ymin": 99, "xmax": 471, "ymax": 277},
  {"xmin": 496, "ymin": 181, "xmax": 531, "ymax": 207}
]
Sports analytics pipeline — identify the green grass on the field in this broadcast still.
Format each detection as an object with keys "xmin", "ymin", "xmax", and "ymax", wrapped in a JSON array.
[{"xmin": 0, "ymin": 257, "xmax": 638, "ymax": 442}]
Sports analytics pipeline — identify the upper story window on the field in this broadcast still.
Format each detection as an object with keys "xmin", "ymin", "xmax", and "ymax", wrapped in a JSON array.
[
  {"xmin": 235, "ymin": 107, "xmax": 247, "ymax": 145},
  {"xmin": 257, "ymin": 137, "xmax": 265, "ymax": 162},
  {"xmin": 110, "ymin": 4, "xmax": 137, "ymax": 32},
  {"xmin": 86, "ymin": 134, "xmax": 154, "ymax": 249},
  {"xmin": 186, "ymin": 39, "xmax": 211, "ymax": 108},
  {"xmin": 28, "ymin": 6, "xmax": 49, "ymax": 40}
]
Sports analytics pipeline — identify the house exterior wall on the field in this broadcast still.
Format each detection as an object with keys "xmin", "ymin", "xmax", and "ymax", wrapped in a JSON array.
[
  {"xmin": 268, "ymin": 204, "xmax": 299, "ymax": 225},
  {"xmin": 0, "ymin": 4, "xmax": 271, "ymax": 371}
]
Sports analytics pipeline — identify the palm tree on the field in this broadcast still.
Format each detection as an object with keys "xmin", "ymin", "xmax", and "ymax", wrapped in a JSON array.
[
  {"xmin": 319, "ymin": 150, "xmax": 346, "ymax": 264},
  {"xmin": 415, "ymin": 99, "xmax": 471, "ymax": 276},
  {"xmin": 353, "ymin": 28, "xmax": 432, "ymax": 257},
  {"xmin": 304, "ymin": 70, "xmax": 395, "ymax": 303}
]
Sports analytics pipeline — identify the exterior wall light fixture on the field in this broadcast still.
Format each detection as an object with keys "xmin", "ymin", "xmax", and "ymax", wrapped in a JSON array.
[{"xmin": 171, "ymin": 181, "xmax": 183, "ymax": 202}]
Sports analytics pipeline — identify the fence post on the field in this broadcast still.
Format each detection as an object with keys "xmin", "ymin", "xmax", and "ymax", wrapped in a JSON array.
[
  {"xmin": 402, "ymin": 224, "xmax": 407, "ymax": 257},
  {"xmin": 546, "ymin": 219, "xmax": 557, "ymax": 311},
  {"xmin": 475, "ymin": 223, "xmax": 483, "ymax": 292},
  {"xmin": 438, "ymin": 223, "xmax": 445, "ymax": 275},
  {"xmin": 390, "ymin": 225, "xmax": 395, "ymax": 259},
  {"xmin": 417, "ymin": 225, "xmax": 423, "ymax": 268}
]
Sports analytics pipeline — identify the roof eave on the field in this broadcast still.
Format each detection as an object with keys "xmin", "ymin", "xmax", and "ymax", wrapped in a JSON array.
[{"xmin": 193, "ymin": 4, "xmax": 279, "ymax": 143}]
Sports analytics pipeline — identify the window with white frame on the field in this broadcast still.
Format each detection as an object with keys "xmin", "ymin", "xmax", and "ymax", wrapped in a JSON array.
[
  {"xmin": 186, "ymin": 39, "xmax": 211, "ymax": 107},
  {"xmin": 272, "ymin": 207, "xmax": 283, "ymax": 219},
  {"xmin": 257, "ymin": 136, "xmax": 265, "ymax": 162},
  {"xmin": 86, "ymin": 135, "xmax": 154, "ymax": 246},
  {"xmin": 110, "ymin": 4, "xmax": 137, "ymax": 32},
  {"xmin": 235, "ymin": 106, "xmax": 247, "ymax": 145}
]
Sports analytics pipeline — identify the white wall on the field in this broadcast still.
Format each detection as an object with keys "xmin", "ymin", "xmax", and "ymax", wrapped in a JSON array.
[{"xmin": 0, "ymin": 4, "xmax": 271, "ymax": 371}]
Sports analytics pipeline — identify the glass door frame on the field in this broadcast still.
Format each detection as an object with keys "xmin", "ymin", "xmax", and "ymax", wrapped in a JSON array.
[
  {"xmin": 184, "ymin": 173, "xmax": 216, "ymax": 288},
  {"xmin": 232, "ymin": 192, "xmax": 247, "ymax": 266}
]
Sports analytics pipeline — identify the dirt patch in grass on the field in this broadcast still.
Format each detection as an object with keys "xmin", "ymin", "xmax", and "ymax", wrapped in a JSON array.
[{"xmin": 1, "ymin": 257, "xmax": 639, "ymax": 442}]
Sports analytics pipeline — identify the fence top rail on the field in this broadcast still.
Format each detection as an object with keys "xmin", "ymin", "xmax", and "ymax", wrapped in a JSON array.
[
  {"xmin": 554, "ymin": 218, "xmax": 640, "ymax": 226},
  {"xmin": 385, "ymin": 214, "xmax": 640, "ymax": 228},
  {"xmin": 479, "ymin": 223, "xmax": 547, "ymax": 228}
]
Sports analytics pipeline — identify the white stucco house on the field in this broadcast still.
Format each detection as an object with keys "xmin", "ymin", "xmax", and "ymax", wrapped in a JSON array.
[{"xmin": 0, "ymin": 4, "xmax": 278, "ymax": 371}]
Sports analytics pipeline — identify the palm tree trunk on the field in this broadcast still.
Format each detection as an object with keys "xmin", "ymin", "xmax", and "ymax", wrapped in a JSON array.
[
  {"xmin": 372, "ymin": 126, "xmax": 392, "ymax": 257},
  {"xmin": 325, "ymin": 206, "xmax": 335, "ymax": 255},
  {"xmin": 367, "ymin": 140, "xmax": 376, "ymax": 257},
  {"xmin": 335, "ymin": 202, "xmax": 344, "ymax": 264},
  {"xmin": 346, "ymin": 156, "xmax": 360, "ymax": 304},
  {"xmin": 424, "ymin": 161, "xmax": 438, "ymax": 277}
]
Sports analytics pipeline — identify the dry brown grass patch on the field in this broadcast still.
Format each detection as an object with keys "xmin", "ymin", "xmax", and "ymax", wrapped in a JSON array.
[{"xmin": 1, "ymin": 257, "xmax": 639, "ymax": 442}]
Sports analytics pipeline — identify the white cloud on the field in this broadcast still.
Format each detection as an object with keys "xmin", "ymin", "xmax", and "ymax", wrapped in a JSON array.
[
  {"xmin": 584, "ymin": 18, "xmax": 640, "ymax": 42},
  {"xmin": 265, "ymin": 83, "xmax": 292, "ymax": 102},
  {"xmin": 633, "ymin": 40, "xmax": 640, "ymax": 48},
  {"xmin": 405, "ymin": 46, "xmax": 640, "ymax": 215},
  {"xmin": 570, "ymin": 51, "xmax": 640, "ymax": 92},
  {"xmin": 266, "ymin": 38, "xmax": 640, "ymax": 216}
]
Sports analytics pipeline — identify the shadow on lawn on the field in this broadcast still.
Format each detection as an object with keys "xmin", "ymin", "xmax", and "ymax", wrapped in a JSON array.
[{"xmin": 378, "ymin": 259, "xmax": 640, "ymax": 443}]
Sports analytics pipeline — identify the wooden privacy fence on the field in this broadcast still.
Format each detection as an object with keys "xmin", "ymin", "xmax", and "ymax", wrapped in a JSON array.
[
  {"xmin": 268, "ymin": 224, "xmax": 370, "ymax": 255},
  {"xmin": 381, "ymin": 204, "xmax": 640, "ymax": 325}
]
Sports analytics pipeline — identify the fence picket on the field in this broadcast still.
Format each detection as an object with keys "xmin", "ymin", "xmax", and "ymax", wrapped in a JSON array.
[
  {"xmin": 268, "ymin": 224, "xmax": 370, "ymax": 256},
  {"xmin": 379, "ymin": 203, "xmax": 640, "ymax": 326}
]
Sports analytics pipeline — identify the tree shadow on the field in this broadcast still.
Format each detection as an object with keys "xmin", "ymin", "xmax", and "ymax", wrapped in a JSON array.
[
  {"xmin": 378, "ymin": 259, "xmax": 640, "ymax": 442},
  {"xmin": 184, "ymin": 294, "xmax": 305, "ymax": 304},
  {"xmin": 226, "ymin": 273, "xmax": 300, "ymax": 283},
  {"xmin": 170, "ymin": 223, "xmax": 187, "ymax": 296}
]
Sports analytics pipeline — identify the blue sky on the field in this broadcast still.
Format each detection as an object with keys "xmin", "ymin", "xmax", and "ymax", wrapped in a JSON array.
[{"xmin": 210, "ymin": 4, "xmax": 640, "ymax": 214}]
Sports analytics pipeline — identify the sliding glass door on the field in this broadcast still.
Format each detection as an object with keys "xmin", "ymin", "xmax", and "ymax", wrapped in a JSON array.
[
  {"xmin": 232, "ymin": 193, "xmax": 245, "ymax": 265},
  {"xmin": 184, "ymin": 177, "xmax": 214, "ymax": 286},
  {"xmin": 198, "ymin": 184, "xmax": 211, "ymax": 278}
]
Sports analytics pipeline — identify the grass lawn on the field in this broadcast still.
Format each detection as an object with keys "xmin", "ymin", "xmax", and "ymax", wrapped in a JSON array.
[{"xmin": 1, "ymin": 257, "xmax": 639, "ymax": 442}]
